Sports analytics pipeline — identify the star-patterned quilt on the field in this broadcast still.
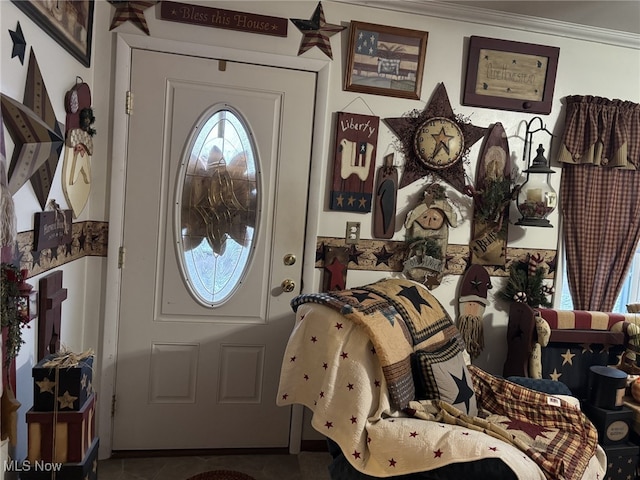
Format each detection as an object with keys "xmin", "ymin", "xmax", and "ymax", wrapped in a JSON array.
[
  {"xmin": 277, "ymin": 295, "xmax": 606, "ymax": 479},
  {"xmin": 290, "ymin": 278, "xmax": 464, "ymax": 411}
]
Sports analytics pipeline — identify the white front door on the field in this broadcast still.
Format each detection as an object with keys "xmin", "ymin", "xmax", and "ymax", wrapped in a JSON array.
[{"xmin": 112, "ymin": 49, "xmax": 316, "ymax": 450}]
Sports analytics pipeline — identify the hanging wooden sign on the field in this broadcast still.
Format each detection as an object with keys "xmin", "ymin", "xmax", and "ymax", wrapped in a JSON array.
[
  {"xmin": 469, "ymin": 122, "xmax": 512, "ymax": 266},
  {"xmin": 33, "ymin": 210, "xmax": 72, "ymax": 251},
  {"xmin": 330, "ymin": 112, "xmax": 379, "ymax": 213},
  {"xmin": 373, "ymin": 153, "xmax": 397, "ymax": 238},
  {"xmin": 160, "ymin": 1, "xmax": 288, "ymax": 37}
]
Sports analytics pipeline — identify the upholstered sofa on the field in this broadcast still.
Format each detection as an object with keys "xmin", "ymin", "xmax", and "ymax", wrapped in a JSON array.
[{"xmin": 503, "ymin": 302, "xmax": 640, "ymax": 400}]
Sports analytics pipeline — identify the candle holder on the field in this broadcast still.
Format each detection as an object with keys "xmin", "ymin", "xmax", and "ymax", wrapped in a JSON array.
[{"xmin": 515, "ymin": 117, "xmax": 557, "ymax": 227}]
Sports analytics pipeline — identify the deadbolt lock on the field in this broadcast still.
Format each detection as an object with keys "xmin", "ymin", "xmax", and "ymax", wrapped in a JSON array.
[{"xmin": 283, "ymin": 254, "xmax": 296, "ymax": 266}]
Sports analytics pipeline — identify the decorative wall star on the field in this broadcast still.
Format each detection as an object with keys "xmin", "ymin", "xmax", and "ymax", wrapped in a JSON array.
[
  {"xmin": 290, "ymin": 2, "xmax": 345, "ymax": 59},
  {"xmin": 1, "ymin": 94, "xmax": 64, "ymax": 195},
  {"xmin": 23, "ymin": 50, "xmax": 64, "ymax": 210},
  {"xmin": 108, "ymin": 1, "xmax": 158, "ymax": 35},
  {"xmin": 384, "ymin": 83, "xmax": 487, "ymax": 193},
  {"xmin": 9, "ymin": 22, "xmax": 26, "ymax": 64}
]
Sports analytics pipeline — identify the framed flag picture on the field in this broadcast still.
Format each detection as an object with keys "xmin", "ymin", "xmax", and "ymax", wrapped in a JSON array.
[{"xmin": 344, "ymin": 21, "xmax": 428, "ymax": 100}]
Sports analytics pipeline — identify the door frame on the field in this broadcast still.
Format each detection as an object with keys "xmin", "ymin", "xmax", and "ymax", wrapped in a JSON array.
[{"xmin": 99, "ymin": 32, "xmax": 330, "ymax": 460}]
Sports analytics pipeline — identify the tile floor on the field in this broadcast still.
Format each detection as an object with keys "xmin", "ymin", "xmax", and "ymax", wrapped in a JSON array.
[{"xmin": 98, "ymin": 452, "xmax": 333, "ymax": 480}]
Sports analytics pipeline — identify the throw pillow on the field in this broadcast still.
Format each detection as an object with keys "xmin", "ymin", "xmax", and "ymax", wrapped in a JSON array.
[{"xmin": 412, "ymin": 339, "xmax": 478, "ymax": 416}]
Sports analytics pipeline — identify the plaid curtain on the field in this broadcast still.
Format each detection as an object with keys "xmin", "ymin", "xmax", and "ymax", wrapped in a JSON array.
[
  {"xmin": 559, "ymin": 96, "xmax": 640, "ymax": 311},
  {"xmin": 561, "ymin": 166, "xmax": 640, "ymax": 310},
  {"xmin": 558, "ymin": 95, "xmax": 640, "ymax": 169}
]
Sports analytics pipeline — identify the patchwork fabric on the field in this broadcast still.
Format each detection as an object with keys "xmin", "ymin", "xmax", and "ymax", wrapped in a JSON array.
[
  {"xmin": 470, "ymin": 364, "xmax": 598, "ymax": 480},
  {"xmin": 291, "ymin": 278, "xmax": 461, "ymax": 410},
  {"xmin": 413, "ymin": 343, "xmax": 478, "ymax": 416}
]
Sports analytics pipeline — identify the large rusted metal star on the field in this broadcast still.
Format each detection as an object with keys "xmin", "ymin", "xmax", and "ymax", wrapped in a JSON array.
[{"xmin": 384, "ymin": 83, "xmax": 487, "ymax": 193}]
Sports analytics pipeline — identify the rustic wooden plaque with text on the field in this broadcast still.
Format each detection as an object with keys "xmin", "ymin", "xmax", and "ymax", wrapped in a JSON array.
[
  {"xmin": 33, "ymin": 210, "xmax": 73, "ymax": 251},
  {"xmin": 160, "ymin": 1, "xmax": 288, "ymax": 37}
]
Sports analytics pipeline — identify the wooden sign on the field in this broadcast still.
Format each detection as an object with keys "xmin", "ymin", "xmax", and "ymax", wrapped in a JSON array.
[
  {"xmin": 330, "ymin": 112, "xmax": 379, "ymax": 213},
  {"xmin": 373, "ymin": 154, "xmax": 397, "ymax": 239},
  {"xmin": 470, "ymin": 122, "xmax": 511, "ymax": 266},
  {"xmin": 160, "ymin": 1, "xmax": 288, "ymax": 37},
  {"xmin": 33, "ymin": 210, "xmax": 72, "ymax": 251}
]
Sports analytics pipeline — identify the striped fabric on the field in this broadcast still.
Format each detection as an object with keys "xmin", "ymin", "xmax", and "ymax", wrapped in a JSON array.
[
  {"xmin": 291, "ymin": 278, "xmax": 461, "ymax": 410},
  {"xmin": 536, "ymin": 308, "xmax": 636, "ymax": 330}
]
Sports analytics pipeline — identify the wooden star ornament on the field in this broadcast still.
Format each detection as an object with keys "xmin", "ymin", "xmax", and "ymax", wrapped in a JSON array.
[
  {"xmin": 384, "ymin": 83, "xmax": 487, "ymax": 193},
  {"xmin": 108, "ymin": 1, "xmax": 158, "ymax": 35},
  {"xmin": 290, "ymin": 2, "xmax": 345, "ymax": 59}
]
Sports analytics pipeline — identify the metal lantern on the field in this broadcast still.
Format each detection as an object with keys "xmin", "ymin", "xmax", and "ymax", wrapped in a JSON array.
[{"xmin": 515, "ymin": 117, "xmax": 557, "ymax": 227}]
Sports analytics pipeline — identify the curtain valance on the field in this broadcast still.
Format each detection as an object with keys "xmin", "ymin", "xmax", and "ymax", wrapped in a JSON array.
[{"xmin": 558, "ymin": 95, "xmax": 640, "ymax": 169}]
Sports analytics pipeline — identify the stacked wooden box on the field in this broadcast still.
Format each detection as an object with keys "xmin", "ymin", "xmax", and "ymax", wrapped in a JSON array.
[
  {"xmin": 20, "ymin": 353, "xmax": 98, "ymax": 480},
  {"xmin": 582, "ymin": 367, "xmax": 639, "ymax": 480}
]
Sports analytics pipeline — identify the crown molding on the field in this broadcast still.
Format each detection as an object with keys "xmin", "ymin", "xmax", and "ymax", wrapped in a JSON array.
[{"xmin": 335, "ymin": 0, "xmax": 640, "ymax": 50}]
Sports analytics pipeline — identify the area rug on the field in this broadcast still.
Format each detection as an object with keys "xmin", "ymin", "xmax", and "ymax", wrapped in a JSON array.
[{"xmin": 185, "ymin": 471, "xmax": 256, "ymax": 480}]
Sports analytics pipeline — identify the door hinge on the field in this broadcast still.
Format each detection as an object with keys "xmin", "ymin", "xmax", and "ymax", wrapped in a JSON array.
[
  {"xmin": 125, "ymin": 91, "xmax": 133, "ymax": 115},
  {"xmin": 118, "ymin": 246, "xmax": 125, "ymax": 269},
  {"xmin": 111, "ymin": 394, "xmax": 116, "ymax": 417}
]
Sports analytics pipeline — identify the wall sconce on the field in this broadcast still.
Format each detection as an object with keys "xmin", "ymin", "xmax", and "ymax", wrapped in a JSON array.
[{"xmin": 515, "ymin": 117, "xmax": 557, "ymax": 228}]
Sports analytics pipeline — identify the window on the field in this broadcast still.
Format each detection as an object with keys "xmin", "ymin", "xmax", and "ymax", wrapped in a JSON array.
[
  {"xmin": 559, "ymin": 243, "xmax": 640, "ymax": 312},
  {"xmin": 175, "ymin": 107, "xmax": 259, "ymax": 306}
]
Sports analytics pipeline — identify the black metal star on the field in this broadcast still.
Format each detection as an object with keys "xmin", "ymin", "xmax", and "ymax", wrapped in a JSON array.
[
  {"xmin": 9, "ymin": 22, "xmax": 26, "ymax": 64},
  {"xmin": 384, "ymin": 83, "xmax": 487, "ymax": 193}
]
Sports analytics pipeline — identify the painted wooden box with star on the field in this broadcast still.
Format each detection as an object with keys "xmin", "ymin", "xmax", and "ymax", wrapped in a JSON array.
[
  {"xmin": 26, "ymin": 393, "xmax": 96, "ymax": 464},
  {"xmin": 601, "ymin": 442, "xmax": 639, "ymax": 480},
  {"xmin": 20, "ymin": 438, "xmax": 99, "ymax": 480},
  {"xmin": 32, "ymin": 353, "xmax": 94, "ymax": 412}
]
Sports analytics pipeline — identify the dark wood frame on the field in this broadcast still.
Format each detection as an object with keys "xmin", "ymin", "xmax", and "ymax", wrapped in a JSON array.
[
  {"xmin": 12, "ymin": 0, "xmax": 94, "ymax": 67},
  {"xmin": 463, "ymin": 36, "xmax": 560, "ymax": 115},
  {"xmin": 344, "ymin": 21, "xmax": 428, "ymax": 100}
]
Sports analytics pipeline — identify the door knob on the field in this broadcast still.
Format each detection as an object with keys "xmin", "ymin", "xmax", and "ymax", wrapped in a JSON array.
[{"xmin": 281, "ymin": 279, "xmax": 295, "ymax": 293}]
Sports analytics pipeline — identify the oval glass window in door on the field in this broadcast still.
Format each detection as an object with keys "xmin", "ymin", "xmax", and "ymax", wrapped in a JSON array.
[{"xmin": 176, "ymin": 107, "xmax": 259, "ymax": 307}]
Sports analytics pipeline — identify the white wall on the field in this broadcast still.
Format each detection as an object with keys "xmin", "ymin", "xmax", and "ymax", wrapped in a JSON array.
[{"xmin": 2, "ymin": 0, "xmax": 639, "ymax": 456}]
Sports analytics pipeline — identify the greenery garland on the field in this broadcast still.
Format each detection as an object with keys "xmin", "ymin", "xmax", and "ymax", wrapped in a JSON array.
[
  {"xmin": 0, "ymin": 263, "xmax": 26, "ymax": 366},
  {"xmin": 498, "ymin": 258, "xmax": 553, "ymax": 308}
]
